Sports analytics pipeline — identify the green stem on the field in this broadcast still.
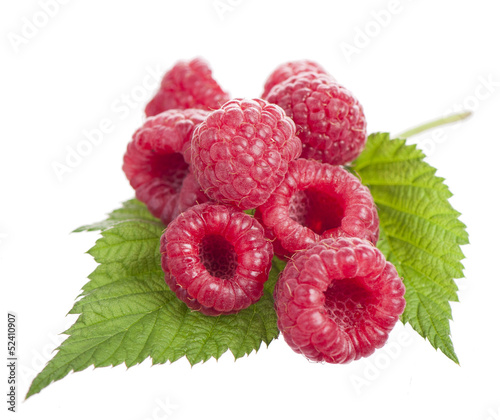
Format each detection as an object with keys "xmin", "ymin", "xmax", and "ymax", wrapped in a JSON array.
[{"xmin": 397, "ymin": 111, "xmax": 472, "ymax": 138}]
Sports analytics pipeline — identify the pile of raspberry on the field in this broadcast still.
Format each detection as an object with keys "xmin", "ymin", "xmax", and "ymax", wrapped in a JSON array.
[{"xmin": 123, "ymin": 58, "xmax": 406, "ymax": 364}]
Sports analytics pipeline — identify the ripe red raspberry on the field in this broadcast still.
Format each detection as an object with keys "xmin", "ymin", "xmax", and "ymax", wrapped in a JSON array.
[
  {"xmin": 145, "ymin": 58, "xmax": 230, "ymax": 117},
  {"xmin": 123, "ymin": 109, "xmax": 209, "ymax": 225},
  {"xmin": 257, "ymin": 158, "xmax": 379, "ymax": 257},
  {"xmin": 253, "ymin": 208, "xmax": 290, "ymax": 260},
  {"xmin": 190, "ymin": 98, "xmax": 302, "ymax": 210},
  {"xmin": 274, "ymin": 237, "xmax": 406, "ymax": 363},
  {"xmin": 265, "ymin": 72, "xmax": 367, "ymax": 165},
  {"xmin": 174, "ymin": 172, "xmax": 210, "ymax": 219},
  {"xmin": 160, "ymin": 203, "xmax": 274, "ymax": 316},
  {"xmin": 262, "ymin": 60, "xmax": 329, "ymax": 98}
]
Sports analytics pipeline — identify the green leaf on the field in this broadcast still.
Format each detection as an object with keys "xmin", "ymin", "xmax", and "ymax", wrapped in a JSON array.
[
  {"xmin": 27, "ymin": 200, "xmax": 285, "ymax": 399},
  {"xmin": 353, "ymin": 133, "xmax": 468, "ymax": 364},
  {"xmin": 27, "ymin": 129, "xmax": 468, "ymax": 397}
]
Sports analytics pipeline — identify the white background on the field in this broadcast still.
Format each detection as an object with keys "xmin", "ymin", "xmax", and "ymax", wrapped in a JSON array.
[{"xmin": 2, "ymin": 0, "xmax": 500, "ymax": 419}]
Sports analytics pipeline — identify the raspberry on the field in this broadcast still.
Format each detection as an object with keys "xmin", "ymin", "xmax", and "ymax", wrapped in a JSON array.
[
  {"xmin": 190, "ymin": 98, "xmax": 302, "ymax": 210},
  {"xmin": 145, "ymin": 58, "xmax": 230, "ymax": 117},
  {"xmin": 160, "ymin": 203, "xmax": 274, "ymax": 315},
  {"xmin": 265, "ymin": 72, "xmax": 367, "ymax": 165},
  {"xmin": 174, "ymin": 172, "xmax": 210, "ymax": 219},
  {"xmin": 253, "ymin": 208, "xmax": 290, "ymax": 260},
  {"xmin": 257, "ymin": 158, "xmax": 379, "ymax": 257},
  {"xmin": 123, "ymin": 109, "xmax": 209, "ymax": 225},
  {"xmin": 274, "ymin": 237, "xmax": 406, "ymax": 363},
  {"xmin": 262, "ymin": 60, "xmax": 329, "ymax": 98}
]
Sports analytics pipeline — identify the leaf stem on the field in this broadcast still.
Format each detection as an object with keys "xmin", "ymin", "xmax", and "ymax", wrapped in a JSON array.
[{"xmin": 397, "ymin": 111, "xmax": 472, "ymax": 139}]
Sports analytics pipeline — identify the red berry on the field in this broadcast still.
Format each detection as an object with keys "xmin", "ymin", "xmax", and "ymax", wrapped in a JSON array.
[
  {"xmin": 274, "ymin": 237, "xmax": 406, "ymax": 363},
  {"xmin": 123, "ymin": 109, "xmax": 209, "ymax": 225},
  {"xmin": 265, "ymin": 72, "xmax": 367, "ymax": 165},
  {"xmin": 190, "ymin": 98, "xmax": 302, "ymax": 210},
  {"xmin": 160, "ymin": 203, "xmax": 274, "ymax": 315},
  {"xmin": 174, "ymin": 171, "xmax": 210, "ymax": 219},
  {"xmin": 257, "ymin": 158, "xmax": 379, "ymax": 257},
  {"xmin": 253, "ymin": 207, "xmax": 290, "ymax": 260},
  {"xmin": 262, "ymin": 60, "xmax": 329, "ymax": 98},
  {"xmin": 145, "ymin": 58, "xmax": 230, "ymax": 117}
]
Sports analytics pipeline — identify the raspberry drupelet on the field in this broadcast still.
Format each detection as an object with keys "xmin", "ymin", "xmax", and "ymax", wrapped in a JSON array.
[{"xmin": 175, "ymin": 171, "xmax": 210, "ymax": 218}]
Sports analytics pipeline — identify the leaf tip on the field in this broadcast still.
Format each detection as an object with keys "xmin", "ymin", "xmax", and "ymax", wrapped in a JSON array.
[{"xmin": 448, "ymin": 351, "xmax": 460, "ymax": 366}]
